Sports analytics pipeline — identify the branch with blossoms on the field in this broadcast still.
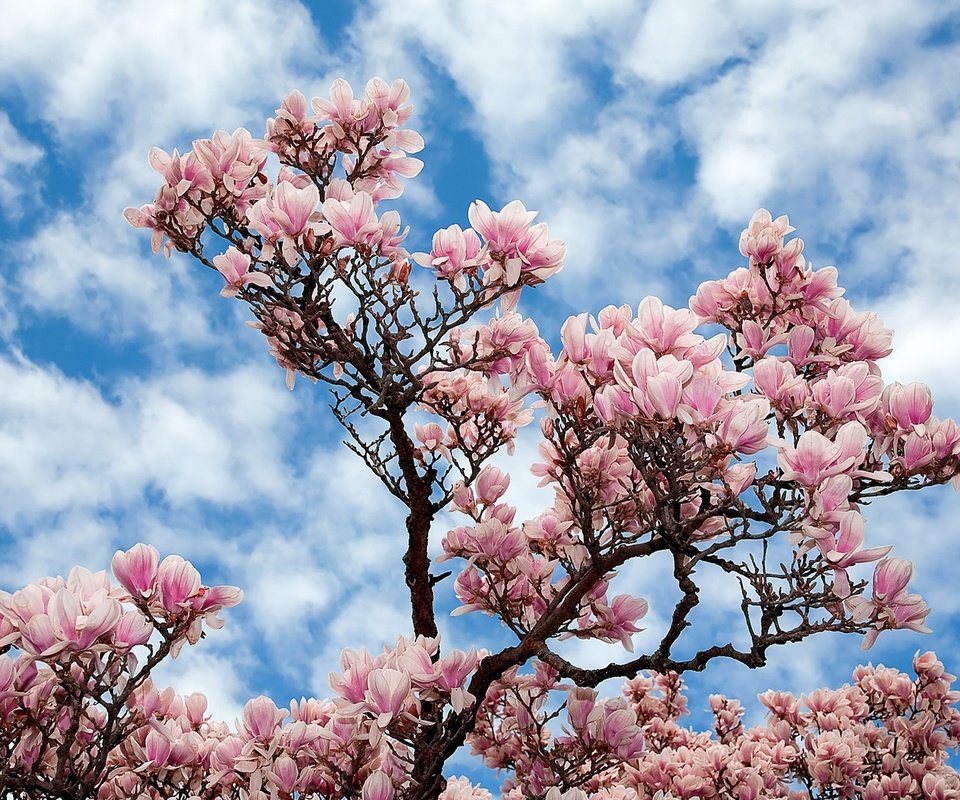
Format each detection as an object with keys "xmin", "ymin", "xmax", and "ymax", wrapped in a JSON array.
[
  {"xmin": 468, "ymin": 654, "xmax": 960, "ymax": 799},
  {"xmin": 1, "ymin": 77, "xmax": 954, "ymax": 800},
  {"xmin": 0, "ymin": 546, "xmax": 240, "ymax": 799},
  {"xmin": 441, "ymin": 209, "xmax": 960, "ymax": 675}
]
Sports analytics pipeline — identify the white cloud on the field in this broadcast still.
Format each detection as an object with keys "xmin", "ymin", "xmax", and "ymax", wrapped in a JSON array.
[
  {"xmin": 0, "ymin": 113, "xmax": 42, "ymax": 217},
  {"xmin": 679, "ymin": 4, "xmax": 956, "ymax": 225},
  {"xmin": 621, "ymin": 0, "xmax": 775, "ymax": 87},
  {"xmin": 15, "ymin": 212, "xmax": 220, "ymax": 346},
  {"xmin": 240, "ymin": 535, "xmax": 341, "ymax": 645},
  {"xmin": 0, "ymin": 354, "xmax": 297, "ymax": 531},
  {"xmin": 0, "ymin": 1, "xmax": 321, "ymax": 141},
  {"xmin": 153, "ymin": 647, "xmax": 251, "ymax": 725}
]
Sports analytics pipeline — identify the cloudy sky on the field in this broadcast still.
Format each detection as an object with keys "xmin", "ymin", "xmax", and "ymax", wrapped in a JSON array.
[{"xmin": 1, "ymin": 0, "xmax": 960, "ymax": 786}]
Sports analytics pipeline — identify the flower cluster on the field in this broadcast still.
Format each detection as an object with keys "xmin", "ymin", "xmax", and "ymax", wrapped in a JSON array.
[
  {"xmin": 470, "ymin": 655, "xmax": 960, "ymax": 800},
  {"xmin": 413, "ymin": 202, "xmax": 565, "ymax": 300},
  {"xmin": 438, "ymin": 210, "xmax": 959, "ymax": 658},
  {"xmin": 127, "ymin": 79, "xmax": 565, "ymax": 397},
  {"xmin": 95, "ymin": 634, "xmax": 481, "ymax": 800},
  {"xmin": 0, "ymin": 545, "xmax": 240, "ymax": 795}
]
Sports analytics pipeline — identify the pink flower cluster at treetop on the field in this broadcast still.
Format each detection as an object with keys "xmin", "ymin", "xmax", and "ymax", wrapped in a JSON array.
[{"xmin": 3, "ymin": 77, "xmax": 958, "ymax": 799}]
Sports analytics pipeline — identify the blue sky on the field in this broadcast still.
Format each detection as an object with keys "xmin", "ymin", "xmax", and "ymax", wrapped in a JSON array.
[{"xmin": 2, "ymin": 0, "xmax": 960, "ymax": 786}]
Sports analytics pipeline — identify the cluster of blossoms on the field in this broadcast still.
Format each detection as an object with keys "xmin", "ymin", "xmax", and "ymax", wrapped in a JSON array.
[
  {"xmin": 0, "ymin": 545, "xmax": 240, "ymax": 796},
  {"xmin": 436, "ymin": 210, "xmax": 960, "ymax": 660},
  {"xmin": 96, "ymin": 635, "xmax": 486, "ymax": 800},
  {"xmin": 3, "ymin": 547, "xmax": 960, "ymax": 798},
  {"xmin": 443, "ymin": 464, "xmax": 649, "ymax": 650},
  {"xmin": 413, "ymin": 200, "xmax": 564, "ymax": 300},
  {"xmin": 0, "ymin": 553, "xmax": 488, "ymax": 800},
  {"xmin": 125, "ymin": 79, "xmax": 564, "ymax": 402},
  {"xmin": 469, "ymin": 654, "xmax": 960, "ymax": 799}
]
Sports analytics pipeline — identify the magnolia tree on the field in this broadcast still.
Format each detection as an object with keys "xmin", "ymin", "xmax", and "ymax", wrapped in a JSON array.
[{"xmin": 2, "ymin": 78, "xmax": 960, "ymax": 800}]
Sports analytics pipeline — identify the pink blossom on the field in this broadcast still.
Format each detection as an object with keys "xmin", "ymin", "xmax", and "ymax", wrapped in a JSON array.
[
  {"xmin": 739, "ymin": 208, "xmax": 794, "ymax": 263},
  {"xmin": 144, "ymin": 728, "xmax": 173, "ymax": 766},
  {"xmin": 810, "ymin": 363, "xmax": 883, "ymax": 421},
  {"xmin": 713, "ymin": 396, "xmax": 770, "ymax": 454},
  {"xmin": 242, "ymin": 695, "xmax": 287, "ymax": 739},
  {"xmin": 111, "ymin": 543, "xmax": 160, "ymax": 598},
  {"xmin": 752, "ymin": 356, "xmax": 808, "ymax": 413},
  {"xmin": 468, "ymin": 200, "xmax": 538, "ymax": 258},
  {"xmin": 362, "ymin": 771, "xmax": 395, "ymax": 800},
  {"xmin": 412, "ymin": 224, "xmax": 481, "ymax": 286},
  {"xmin": 365, "ymin": 667, "xmax": 412, "ymax": 727},
  {"xmin": 566, "ymin": 687, "xmax": 597, "ymax": 732},
  {"xmin": 312, "ymin": 78, "xmax": 367, "ymax": 131},
  {"xmin": 883, "ymin": 381, "xmax": 934, "ymax": 432},
  {"xmin": 825, "ymin": 512, "xmax": 891, "ymax": 598},
  {"xmin": 112, "ymin": 611, "xmax": 153, "ymax": 648},
  {"xmin": 322, "ymin": 191, "xmax": 380, "ymax": 247},
  {"xmin": 189, "ymin": 583, "xmax": 243, "ymax": 613},
  {"xmin": 777, "ymin": 421, "xmax": 868, "ymax": 486},
  {"xmin": 49, "ymin": 587, "xmax": 122, "ymax": 650},
  {"xmin": 157, "ymin": 556, "xmax": 202, "ymax": 613},
  {"xmin": 468, "ymin": 200, "xmax": 564, "ymax": 284},
  {"xmin": 872, "ymin": 557, "xmax": 913, "ymax": 602},
  {"xmin": 212, "ymin": 247, "xmax": 273, "ymax": 297},
  {"xmin": 631, "ymin": 297, "xmax": 700, "ymax": 355},
  {"xmin": 274, "ymin": 180, "xmax": 319, "ymax": 236},
  {"xmin": 821, "ymin": 299, "xmax": 893, "ymax": 363},
  {"xmin": 476, "ymin": 466, "xmax": 509, "ymax": 505}
]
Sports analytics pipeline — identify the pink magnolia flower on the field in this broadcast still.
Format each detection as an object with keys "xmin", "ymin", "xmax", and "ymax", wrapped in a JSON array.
[
  {"xmin": 365, "ymin": 667, "xmax": 412, "ymax": 727},
  {"xmin": 147, "ymin": 146, "xmax": 214, "ymax": 195},
  {"xmin": 469, "ymin": 200, "xmax": 538, "ymax": 259},
  {"xmin": 50, "ymin": 587, "xmax": 122, "ymax": 651},
  {"xmin": 872, "ymin": 557, "xmax": 913, "ymax": 602},
  {"xmin": 247, "ymin": 180, "xmax": 320, "ymax": 255},
  {"xmin": 631, "ymin": 296, "xmax": 701, "ymax": 355},
  {"xmin": 112, "ymin": 611, "xmax": 153, "ymax": 648},
  {"xmin": 157, "ymin": 556, "xmax": 202, "ymax": 613},
  {"xmin": 212, "ymin": 247, "xmax": 273, "ymax": 297},
  {"xmin": 565, "ymin": 687, "xmax": 598, "ymax": 732},
  {"xmin": 191, "ymin": 128, "xmax": 267, "ymax": 204},
  {"xmin": 111, "ymin": 543, "xmax": 160, "ymax": 598},
  {"xmin": 412, "ymin": 224, "xmax": 481, "ymax": 287},
  {"xmin": 267, "ymin": 754, "xmax": 300, "ymax": 795},
  {"xmin": 560, "ymin": 314, "xmax": 589, "ymax": 363},
  {"xmin": 821, "ymin": 299, "xmax": 893, "ymax": 363},
  {"xmin": 825, "ymin": 511, "xmax": 891, "ymax": 598},
  {"xmin": 476, "ymin": 466, "xmax": 510, "ymax": 505},
  {"xmin": 752, "ymin": 357, "xmax": 808, "ymax": 413},
  {"xmin": 322, "ymin": 191, "xmax": 380, "ymax": 248},
  {"xmin": 436, "ymin": 648, "xmax": 480, "ymax": 712},
  {"xmin": 312, "ymin": 78, "xmax": 368, "ymax": 132},
  {"xmin": 362, "ymin": 771, "xmax": 395, "ymax": 800},
  {"xmin": 713, "ymin": 397, "xmax": 770, "ymax": 455},
  {"xmin": 189, "ymin": 584, "xmax": 243, "ymax": 614},
  {"xmin": 777, "ymin": 421, "xmax": 868, "ymax": 487},
  {"xmin": 19, "ymin": 615, "xmax": 67, "ymax": 658},
  {"xmin": 883, "ymin": 382, "xmax": 934, "ymax": 432},
  {"xmin": 144, "ymin": 728, "xmax": 173, "ymax": 766},
  {"xmin": 242, "ymin": 695, "xmax": 287, "ymax": 739},
  {"xmin": 468, "ymin": 200, "xmax": 564, "ymax": 285},
  {"xmin": 810, "ymin": 363, "xmax": 883, "ymax": 421},
  {"xmin": 364, "ymin": 76, "xmax": 414, "ymax": 128},
  {"xmin": 739, "ymin": 208, "xmax": 794, "ymax": 263}
]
